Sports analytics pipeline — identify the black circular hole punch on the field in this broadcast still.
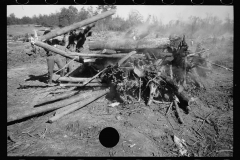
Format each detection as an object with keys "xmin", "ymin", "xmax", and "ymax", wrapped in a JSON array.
[
  {"xmin": 99, "ymin": 127, "xmax": 120, "ymax": 148},
  {"xmin": 104, "ymin": 0, "xmax": 116, "ymax": 5},
  {"xmin": 132, "ymin": 0, "xmax": 146, "ymax": 5},
  {"xmin": 45, "ymin": 0, "xmax": 58, "ymax": 4},
  {"xmin": 191, "ymin": 0, "xmax": 204, "ymax": 5},
  {"xmin": 162, "ymin": 0, "xmax": 175, "ymax": 5},
  {"xmin": 74, "ymin": 0, "xmax": 87, "ymax": 4},
  {"xmin": 220, "ymin": 0, "xmax": 233, "ymax": 4},
  {"xmin": 16, "ymin": 0, "xmax": 29, "ymax": 5}
]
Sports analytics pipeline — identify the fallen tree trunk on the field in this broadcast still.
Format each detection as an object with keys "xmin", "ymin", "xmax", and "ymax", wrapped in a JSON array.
[
  {"xmin": 7, "ymin": 90, "xmax": 95, "ymax": 123},
  {"xmin": 68, "ymin": 52, "xmax": 129, "ymax": 58},
  {"xmin": 58, "ymin": 77, "xmax": 100, "ymax": 83},
  {"xmin": 34, "ymin": 41, "xmax": 139, "ymax": 62},
  {"xmin": 34, "ymin": 41, "xmax": 80, "ymax": 61},
  {"xmin": 39, "ymin": 9, "xmax": 116, "ymax": 41},
  {"xmin": 88, "ymin": 38, "xmax": 169, "ymax": 52},
  {"xmin": 60, "ymin": 83, "xmax": 107, "ymax": 87},
  {"xmin": 34, "ymin": 90, "xmax": 79, "ymax": 107},
  {"xmin": 102, "ymin": 49, "xmax": 117, "ymax": 54},
  {"xmin": 48, "ymin": 89, "xmax": 109, "ymax": 123}
]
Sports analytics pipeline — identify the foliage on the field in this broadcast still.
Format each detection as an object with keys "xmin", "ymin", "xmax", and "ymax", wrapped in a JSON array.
[{"xmin": 59, "ymin": 6, "xmax": 78, "ymax": 27}]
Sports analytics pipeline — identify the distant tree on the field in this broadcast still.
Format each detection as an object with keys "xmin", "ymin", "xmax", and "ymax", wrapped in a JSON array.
[
  {"xmin": 59, "ymin": 6, "xmax": 78, "ymax": 27},
  {"xmin": 68, "ymin": 5, "xmax": 78, "ymax": 24},
  {"xmin": 87, "ymin": 6, "xmax": 98, "ymax": 17},
  {"xmin": 189, "ymin": 16, "xmax": 199, "ymax": 38},
  {"xmin": 32, "ymin": 15, "xmax": 38, "ymax": 24},
  {"xmin": 76, "ymin": 7, "xmax": 89, "ymax": 22},
  {"xmin": 96, "ymin": 5, "xmax": 116, "ymax": 14},
  {"xmin": 127, "ymin": 10, "xmax": 143, "ymax": 27},
  {"xmin": 224, "ymin": 13, "xmax": 233, "ymax": 33},
  {"xmin": 94, "ymin": 5, "xmax": 117, "ymax": 31},
  {"xmin": 21, "ymin": 16, "xmax": 32, "ymax": 24},
  {"xmin": 7, "ymin": 13, "xmax": 17, "ymax": 25}
]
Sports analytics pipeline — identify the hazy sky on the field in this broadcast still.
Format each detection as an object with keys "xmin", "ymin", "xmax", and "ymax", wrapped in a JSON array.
[{"xmin": 7, "ymin": 5, "xmax": 233, "ymax": 24}]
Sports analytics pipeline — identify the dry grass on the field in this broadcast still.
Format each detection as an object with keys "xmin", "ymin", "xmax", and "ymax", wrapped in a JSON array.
[{"xmin": 7, "ymin": 25, "xmax": 46, "ymax": 37}]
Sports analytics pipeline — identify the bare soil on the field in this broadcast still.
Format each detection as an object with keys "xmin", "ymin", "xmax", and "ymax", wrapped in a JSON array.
[{"xmin": 7, "ymin": 37, "xmax": 233, "ymax": 157}]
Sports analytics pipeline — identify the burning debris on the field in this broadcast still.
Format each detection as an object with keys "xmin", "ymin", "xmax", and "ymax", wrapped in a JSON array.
[
  {"xmin": 7, "ymin": 8, "xmax": 214, "ymax": 125},
  {"xmin": 7, "ymin": 8, "xmax": 234, "ymax": 157}
]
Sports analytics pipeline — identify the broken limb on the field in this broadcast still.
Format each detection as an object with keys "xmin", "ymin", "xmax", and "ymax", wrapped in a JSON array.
[
  {"xmin": 197, "ymin": 112, "xmax": 213, "ymax": 132},
  {"xmin": 59, "ymin": 83, "xmax": 107, "ymax": 87},
  {"xmin": 48, "ymin": 89, "xmax": 109, "ymax": 123},
  {"xmin": 173, "ymin": 99, "xmax": 184, "ymax": 124},
  {"xmin": 7, "ymin": 90, "xmax": 94, "ymax": 123},
  {"xmin": 78, "ymin": 51, "xmax": 137, "ymax": 87},
  {"xmin": 67, "ymin": 52, "xmax": 129, "ymax": 58},
  {"xmin": 165, "ymin": 102, "xmax": 173, "ymax": 116},
  {"xmin": 147, "ymin": 81, "xmax": 158, "ymax": 106},
  {"xmin": 34, "ymin": 90, "xmax": 79, "ymax": 106},
  {"xmin": 39, "ymin": 9, "xmax": 116, "ymax": 41},
  {"xmin": 58, "ymin": 77, "xmax": 100, "ymax": 83},
  {"xmin": 152, "ymin": 100, "xmax": 171, "ymax": 104}
]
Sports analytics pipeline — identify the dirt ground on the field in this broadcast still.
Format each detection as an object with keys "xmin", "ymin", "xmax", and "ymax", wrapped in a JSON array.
[{"xmin": 7, "ymin": 37, "xmax": 233, "ymax": 157}]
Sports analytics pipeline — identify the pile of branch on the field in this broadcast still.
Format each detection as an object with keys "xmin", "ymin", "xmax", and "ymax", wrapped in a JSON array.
[
  {"xmin": 7, "ymin": 50, "xmax": 137, "ymax": 124},
  {"xmin": 8, "ymin": 9, "xmax": 210, "ymax": 127}
]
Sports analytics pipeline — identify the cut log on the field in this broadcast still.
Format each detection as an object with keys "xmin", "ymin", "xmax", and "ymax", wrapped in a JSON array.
[
  {"xmin": 34, "ymin": 41, "xmax": 140, "ymax": 63},
  {"xmin": 58, "ymin": 77, "xmax": 100, "ymax": 83},
  {"xmin": 102, "ymin": 49, "xmax": 117, "ymax": 54},
  {"xmin": 7, "ymin": 90, "xmax": 95, "ymax": 123},
  {"xmin": 34, "ymin": 41, "xmax": 80, "ymax": 61},
  {"xmin": 48, "ymin": 89, "xmax": 109, "ymax": 123},
  {"xmin": 39, "ymin": 9, "xmax": 116, "ymax": 41},
  {"xmin": 34, "ymin": 90, "xmax": 78, "ymax": 107},
  {"xmin": 68, "ymin": 52, "xmax": 129, "ymax": 58},
  {"xmin": 88, "ymin": 38, "xmax": 169, "ymax": 52},
  {"xmin": 60, "ymin": 83, "xmax": 107, "ymax": 87}
]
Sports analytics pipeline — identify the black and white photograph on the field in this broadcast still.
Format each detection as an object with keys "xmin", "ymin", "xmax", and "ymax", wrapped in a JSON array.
[{"xmin": 7, "ymin": 5, "xmax": 233, "ymax": 157}]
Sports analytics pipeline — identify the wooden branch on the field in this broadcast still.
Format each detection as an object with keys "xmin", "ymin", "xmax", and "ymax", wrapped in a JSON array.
[
  {"xmin": 76, "ymin": 51, "xmax": 137, "ymax": 87},
  {"xmin": 173, "ymin": 100, "xmax": 184, "ymax": 124},
  {"xmin": 165, "ymin": 102, "xmax": 173, "ymax": 116},
  {"xmin": 88, "ymin": 39, "xmax": 168, "ymax": 52},
  {"xmin": 34, "ymin": 41, "xmax": 79, "ymax": 61},
  {"xmin": 147, "ymin": 82, "xmax": 157, "ymax": 106},
  {"xmin": 68, "ymin": 52, "xmax": 129, "ymax": 58},
  {"xmin": 7, "ymin": 90, "xmax": 94, "ymax": 123},
  {"xmin": 60, "ymin": 83, "xmax": 107, "ymax": 87},
  {"xmin": 48, "ymin": 89, "xmax": 109, "ymax": 123},
  {"xmin": 58, "ymin": 77, "xmax": 100, "ymax": 83},
  {"xmin": 34, "ymin": 90, "xmax": 78, "ymax": 106},
  {"xmin": 81, "ymin": 68, "xmax": 108, "ymax": 87},
  {"xmin": 117, "ymin": 51, "xmax": 137, "ymax": 66},
  {"xmin": 102, "ymin": 49, "xmax": 117, "ymax": 54},
  {"xmin": 152, "ymin": 100, "xmax": 171, "ymax": 104},
  {"xmin": 39, "ymin": 9, "xmax": 116, "ymax": 41}
]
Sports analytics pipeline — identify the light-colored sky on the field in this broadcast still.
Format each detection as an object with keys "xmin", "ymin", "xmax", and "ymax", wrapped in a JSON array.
[{"xmin": 7, "ymin": 5, "xmax": 233, "ymax": 24}]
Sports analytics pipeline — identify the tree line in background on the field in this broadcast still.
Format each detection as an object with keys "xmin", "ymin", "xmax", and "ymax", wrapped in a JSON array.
[{"xmin": 7, "ymin": 5, "xmax": 233, "ymax": 38}]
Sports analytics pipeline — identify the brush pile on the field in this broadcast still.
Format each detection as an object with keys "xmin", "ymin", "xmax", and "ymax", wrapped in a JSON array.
[{"xmin": 7, "ymin": 9, "xmax": 212, "ymax": 127}]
